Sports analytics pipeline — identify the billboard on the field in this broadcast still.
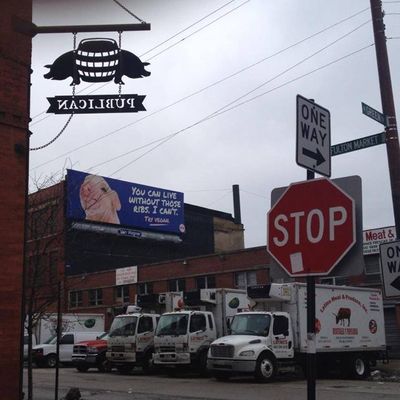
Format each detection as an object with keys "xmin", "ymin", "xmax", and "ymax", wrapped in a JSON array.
[{"xmin": 66, "ymin": 169, "xmax": 185, "ymax": 234}]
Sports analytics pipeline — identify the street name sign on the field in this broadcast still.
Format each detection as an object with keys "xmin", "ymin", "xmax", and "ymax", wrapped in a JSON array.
[
  {"xmin": 267, "ymin": 178, "xmax": 356, "ymax": 277},
  {"xmin": 331, "ymin": 132, "xmax": 386, "ymax": 156},
  {"xmin": 296, "ymin": 95, "xmax": 331, "ymax": 177},
  {"xmin": 379, "ymin": 240, "xmax": 400, "ymax": 299},
  {"xmin": 362, "ymin": 102, "xmax": 387, "ymax": 126}
]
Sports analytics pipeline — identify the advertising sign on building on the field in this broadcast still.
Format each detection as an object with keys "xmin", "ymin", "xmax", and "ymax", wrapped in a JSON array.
[
  {"xmin": 67, "ymin": 169, "xmax": 185, "ymax": 234},
  {"xmin": 363, "ymin": 226, "xmax": 396, "ymax": 255},
  {"xmin": 116, "ymin": 266, "xmax": 138, "ymax": 286}
]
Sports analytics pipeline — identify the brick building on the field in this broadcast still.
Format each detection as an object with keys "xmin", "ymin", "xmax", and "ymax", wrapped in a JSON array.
[
  {"xmin": 26, "ymin": 179, "xmax": 400, "ymax": 358},
  {"xmin": 1, "ymin": 1, "xmax": 32, "ymax": 399}
]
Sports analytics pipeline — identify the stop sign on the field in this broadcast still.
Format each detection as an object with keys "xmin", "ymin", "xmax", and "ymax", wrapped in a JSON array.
[{"xmin": 267, "ymin": 178, "xmax": 356, "ymax": 277}]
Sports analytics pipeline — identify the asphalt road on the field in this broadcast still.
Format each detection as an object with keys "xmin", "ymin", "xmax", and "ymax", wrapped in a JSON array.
[{"xmin": 23, "ymin": 365, "xmax": 400, "ymax": 400}]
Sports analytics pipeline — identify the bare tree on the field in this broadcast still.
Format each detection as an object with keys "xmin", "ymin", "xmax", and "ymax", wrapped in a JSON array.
[{"xmin": 24, "ymin": 179, "xmax": 65, "ymax": 400}]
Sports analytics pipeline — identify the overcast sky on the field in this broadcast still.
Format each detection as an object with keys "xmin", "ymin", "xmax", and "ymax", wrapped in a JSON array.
[{"xmin": 29, "ymin": 0, "xmax": 400, "ymax": 248}]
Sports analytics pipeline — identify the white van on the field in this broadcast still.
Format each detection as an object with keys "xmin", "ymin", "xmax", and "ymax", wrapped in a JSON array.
[{"xmin": 32, "ymin": 331, "xmax": 105, "ymax": 368}]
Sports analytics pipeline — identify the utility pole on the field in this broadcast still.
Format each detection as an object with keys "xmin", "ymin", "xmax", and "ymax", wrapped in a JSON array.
[{"xmin": 370, "ymin": 0, "xmax": 400, "ymax": 239}]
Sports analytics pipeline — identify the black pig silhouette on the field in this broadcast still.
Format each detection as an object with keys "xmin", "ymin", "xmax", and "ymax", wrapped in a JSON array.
[
  {"xmin": 44, "ymin": 39, "xmax": 150, "ymax": 86},
  {"xmin": 114, "ymin": 50, "xmax": 151, "ymax": 84},
  {"xmin": 43, "ymin": 51, "xmax": 79, "ymax": 85}
]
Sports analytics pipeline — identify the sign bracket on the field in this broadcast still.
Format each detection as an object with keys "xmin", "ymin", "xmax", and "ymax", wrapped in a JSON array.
[{"xmin": 13, "ymin": 16, "xmax": 151, "ymax": 37}]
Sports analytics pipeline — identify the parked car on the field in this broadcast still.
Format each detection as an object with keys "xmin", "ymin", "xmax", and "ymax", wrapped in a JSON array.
[
  {"xmin": 72, "ymin": 332, "xmax": 110, "ymax": 372},
  {"xmin": 32, "ymin": 331, "xmax": 105, "ymax": 368}
]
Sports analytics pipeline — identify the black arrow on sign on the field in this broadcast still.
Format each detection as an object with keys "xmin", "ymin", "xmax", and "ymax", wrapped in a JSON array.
[
  {"xmin": 390, "ymin": 276, "xmax": 400, "ymax": 291},
  {"xmin": 302, "ymin": 147, "xmax": 326, "ymax": 165}
]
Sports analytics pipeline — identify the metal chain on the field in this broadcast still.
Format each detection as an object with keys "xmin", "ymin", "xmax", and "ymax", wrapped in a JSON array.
[
  {"xmin": 30, "ymin": 113, "xmax": 74, "ymax": 151},
  {"xmin": 118, "ymin": 31, "xmax": 122, "ymax": 96},
  {"xmin": 30, "ymin": 33, "xmax": 76, "ymax": 151},
  {"xmin": 112, "ymin": 0, "xmax": 146, "ymax": 23}
]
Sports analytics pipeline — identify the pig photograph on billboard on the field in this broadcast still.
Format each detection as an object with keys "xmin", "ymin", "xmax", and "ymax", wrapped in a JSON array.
[{"xmin": 66, "ymin": 169, "xmax": 185, "ymax": 234}]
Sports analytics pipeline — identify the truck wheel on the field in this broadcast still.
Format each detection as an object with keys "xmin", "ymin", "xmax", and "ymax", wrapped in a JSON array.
[
  {"xmin": 76, "ymin": 365, "xmax": 89, "ymax": 372},
  {"xmin": 198, "ymin": 351, "xmax": 209, "ymax": 376},
  {"xmin": 142, "ymin": 353, "xmax": 153, "ymax": 373},
  {"xmin": 45, "ymin": 354, "xmax": 57, "ymax": 368},
  {"xmin": 98, "ymin": 359, "xmax": 112, "ymax": 373},
  {"xmin": 351, "ymin": 356, "xmax": 370, "ymax": 379},
  {"xmin": 255, "ymin": 353, "xmax": 276, "ymax": 382}
]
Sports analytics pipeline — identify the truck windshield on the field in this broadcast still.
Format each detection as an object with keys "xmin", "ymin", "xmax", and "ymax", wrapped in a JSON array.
[
  {"xmin": 156, "ymin": 314, "xmax": 188, "ymax": 336},
  {"xmin": 109, "ymin": 316, "xmax": 138, "ymax": 337},
  {"xmin": 230, "ymin": 314, "xmax": 271, "ymax": 336}
]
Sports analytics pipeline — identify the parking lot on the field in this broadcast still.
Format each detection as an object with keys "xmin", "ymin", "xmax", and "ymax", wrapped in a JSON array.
[{"xmin": 24, "ymin": 364, "xmax": 400, "ymax": 400}]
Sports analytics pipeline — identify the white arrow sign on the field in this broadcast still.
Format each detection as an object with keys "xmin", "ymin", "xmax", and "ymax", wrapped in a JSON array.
[{"xmin": 296, "ymin": 95, "xmax": 331, "ymax": 177}]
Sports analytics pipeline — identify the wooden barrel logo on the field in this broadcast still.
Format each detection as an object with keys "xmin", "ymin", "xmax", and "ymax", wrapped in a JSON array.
[{"xmin": 76, "ymin": 39, "xmax": 120, "ymax": 82}]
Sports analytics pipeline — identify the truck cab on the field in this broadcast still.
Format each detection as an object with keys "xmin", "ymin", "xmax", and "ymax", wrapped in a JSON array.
[
  {"xmin": 72, "ymin": 332, "xmax": 109, "ymax": 372},
  {"xmin": 106, "ymin": 310, "xmax": 159, "ymax": 373},
  {"xmin": 207, "ymin": 311, "xmax": 294, "ymax": 381},
  {"xmin": 153, "ymin": 310, "xmax": 216, "ymax": 371}
]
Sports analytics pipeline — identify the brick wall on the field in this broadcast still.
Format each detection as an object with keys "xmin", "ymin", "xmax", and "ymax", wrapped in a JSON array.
[{"xmin": 0, "ymin": 1, "xmax": 32, "ymax": 399}]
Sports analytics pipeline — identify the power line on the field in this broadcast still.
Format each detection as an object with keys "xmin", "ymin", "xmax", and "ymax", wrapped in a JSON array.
[
  {"xmin": 140, "ymin": 0, "xmax": 237, "ymax": 58},
  {"xmin": 108, "ymin": 44, "xmax": 373, "ymax": 177},
  {"xmin": 31, "ymin": 10, "xmax": 370, "ymax": 170},
  {"xmin": 30, "ymin": 0, "xmax": 243, "ymax": 123},
  {"xmin": 145, "ymin": 0, "xmax": 251, "ymax": 62}
]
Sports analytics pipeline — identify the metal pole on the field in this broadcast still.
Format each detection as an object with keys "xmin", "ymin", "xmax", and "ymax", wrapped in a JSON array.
[
  {"xmin": 55, "ymin": 281, "xmax": 62, "ymax": 400},
  {"xmin": 306, "ymin": 169, "xmax": 316, "ymax": 400},
  {"xmin": 370, "ymin": 0, "xmax": 400, "ymax": 239}
]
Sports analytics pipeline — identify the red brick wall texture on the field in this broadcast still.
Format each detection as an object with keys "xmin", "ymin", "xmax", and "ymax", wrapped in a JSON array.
[{"xmin": 0, "ymin": 1, "xmax": 32, "ymax": 399}]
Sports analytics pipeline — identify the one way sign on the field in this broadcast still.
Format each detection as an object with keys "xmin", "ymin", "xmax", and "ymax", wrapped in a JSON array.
[
  {"xmin": 379, "ymin": 240, "xmax": 400, "ymax": 299},
  {"xmin": 296, "ymin": 95, "xmax": 331, "ymax": 177}
]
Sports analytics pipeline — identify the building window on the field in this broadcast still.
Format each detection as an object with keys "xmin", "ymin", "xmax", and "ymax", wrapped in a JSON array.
[
  {"xmin": 69, "ymin": 291, "xmax": 83, "ymax": 308},
  {"xmin": 168, "ymin": 279, "xmax": 185, "ymax": 292},
  {"xmin": 235, "ymin": 271, "xmax": 257, "ymax": 290},
  {"xmin": 138, "ymin": 282, "xmax": 153, "ymax": 295},
  {"xmin": 115, "ymin": 285, "xmax": 130, "ymax": 303},
  {"xmin": 196, "ymin": 275, "xmax": 216, "ymax": 289},
  {"xmin": 89, "ymin": 289, "xmax": 103, "ymax": 306}
]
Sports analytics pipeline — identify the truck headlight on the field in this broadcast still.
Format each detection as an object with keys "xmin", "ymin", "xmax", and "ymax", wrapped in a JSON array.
[{"xmin": 239, "ymin": 350, "xmax": 255, "ymax": 357}]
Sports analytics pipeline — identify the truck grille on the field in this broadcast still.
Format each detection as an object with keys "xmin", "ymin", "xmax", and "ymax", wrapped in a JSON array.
[
  {"xmin": 111, "ymin": 346, "xmax": 125, "ymax": 352},
  {"xmin": 210, "ymin": 344, "xmax": 234, "ymax": 358},
  {"xmin": 73, "ymin": 345, "xmax": 87, "ymax": 354},
  {"xmin": 160, "ymin": 346, "xmax": 175, "ymax": 353}
]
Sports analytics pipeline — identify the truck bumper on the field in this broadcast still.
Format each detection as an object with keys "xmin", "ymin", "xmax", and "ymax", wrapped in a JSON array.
[
  {"xmin": 106, "ymin": 351, "xmax": 136, "ymax": 364},
  {"xmin": 72, "ymin": 354, "xmax": 99, "ymax": 366},
  {"xmin": 207, "ymin": 358, "xmax": 256, "ymax": 373},
  {"xmin": 153, "ymin": 352, "xmax": 191, "ymax": 365}
]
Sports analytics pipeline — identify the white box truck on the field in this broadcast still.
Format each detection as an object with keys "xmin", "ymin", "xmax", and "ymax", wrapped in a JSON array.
[
  {"xmin": 28, "ymin": 313, "xmax": 105, "ymax": 344},
  {"xmin": 153, "ymin": 288, "xmax": 249, "ymax": 373},
  {"xmin": 207, "ymin": 283, "xmax": 386, "ymax": 382},
  {"xmin": 106, "ymin": 292, "xmax": 182, "ymax": 373}
]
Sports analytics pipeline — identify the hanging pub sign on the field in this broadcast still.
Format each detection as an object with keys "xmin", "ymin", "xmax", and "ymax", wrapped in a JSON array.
[{"xmin": 44, "ymin": 38, "xmax": 150, "ymax": 114}]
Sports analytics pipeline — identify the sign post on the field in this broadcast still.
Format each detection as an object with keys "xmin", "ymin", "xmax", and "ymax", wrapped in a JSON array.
[{"xmin": 268, "ymin": 177, "xmax": 356, "ymax": 400}]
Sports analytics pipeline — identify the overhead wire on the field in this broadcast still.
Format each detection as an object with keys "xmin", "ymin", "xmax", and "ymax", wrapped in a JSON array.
[
  {"xmin": 31, "ymin": 8, "xmax": 370, "ymax": 171},
  {"xmin": 108, "ymin": 43, "xmax": 374, "ymax": 178},
  {"xmin": 30, "ymin": 0, "xmax": 245, "ymax": 123}
]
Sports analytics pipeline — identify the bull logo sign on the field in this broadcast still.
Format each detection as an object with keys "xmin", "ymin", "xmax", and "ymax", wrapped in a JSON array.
[{"xmin": 44, "ymin": 38, "xmax": 150, "ymax": 114}]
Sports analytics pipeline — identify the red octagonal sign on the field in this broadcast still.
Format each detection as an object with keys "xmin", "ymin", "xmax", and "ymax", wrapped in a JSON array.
[{"xmin": 267, "ymin": 178, "xmax": 356, "ymax": 277}]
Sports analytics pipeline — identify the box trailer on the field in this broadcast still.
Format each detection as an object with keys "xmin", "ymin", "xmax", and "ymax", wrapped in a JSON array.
[{"xmin": 207, "ymin": 283, "xmax": 386, "ymax": 381}]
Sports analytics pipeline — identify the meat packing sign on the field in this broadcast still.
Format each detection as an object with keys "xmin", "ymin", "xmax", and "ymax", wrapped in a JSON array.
[
  {"xmin": 44, "ymin": 38, "xmax": 150, "ymax": 114},
  {"xmin": 66, "ymin": 169, "xmax": 185, "ymax": 235}
]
